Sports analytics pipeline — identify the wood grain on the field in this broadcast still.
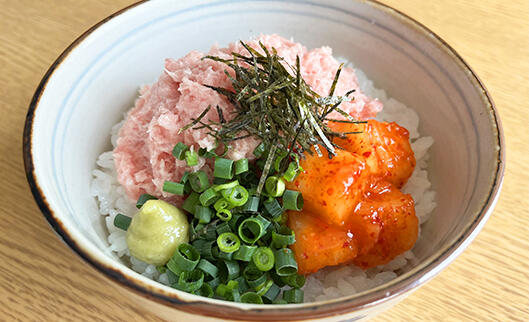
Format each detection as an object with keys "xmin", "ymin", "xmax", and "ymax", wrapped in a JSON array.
[{"xmin": 0, "ymin": 0, "xmax": 527, "ymax": 321}]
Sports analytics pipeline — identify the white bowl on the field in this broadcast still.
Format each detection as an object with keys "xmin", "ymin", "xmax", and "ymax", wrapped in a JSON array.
[{"xmin": 23, "ymin": 0, "xmax": 504, "ymax": 320}]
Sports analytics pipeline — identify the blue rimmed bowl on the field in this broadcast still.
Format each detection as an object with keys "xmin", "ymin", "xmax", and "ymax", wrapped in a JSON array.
[{"xmin": 23, "ymin": 0, "xmax": 504, "ymax": 320}]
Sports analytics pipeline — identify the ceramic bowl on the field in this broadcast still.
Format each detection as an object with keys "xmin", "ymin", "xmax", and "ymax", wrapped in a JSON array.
[{"xmin": 23, "ymin": 0, "xmax": 504, "ymax": 320}]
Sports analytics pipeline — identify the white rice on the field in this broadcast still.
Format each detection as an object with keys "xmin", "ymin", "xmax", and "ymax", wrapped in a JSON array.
[{"xmin": 90, "ymin": 67, "xmax": 436, "ymax": 301}]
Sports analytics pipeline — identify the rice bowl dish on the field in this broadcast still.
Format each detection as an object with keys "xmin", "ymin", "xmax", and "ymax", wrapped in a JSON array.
[
  {"xmin": 91, "ymin": 35, "xmax": 436, "ymax": 303},
  {"xmin": 22, "ymin": 0, "xmax": 504, "ymax": 319}
]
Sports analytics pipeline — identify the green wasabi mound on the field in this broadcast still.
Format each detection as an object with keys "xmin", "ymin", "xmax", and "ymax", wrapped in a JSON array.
[{"xmin": 126, "ymin": 200, "xmax": 189, "ymax": 265}]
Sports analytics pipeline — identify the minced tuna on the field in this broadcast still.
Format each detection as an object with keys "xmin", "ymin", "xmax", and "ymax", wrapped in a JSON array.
[{"xmin": 114, "ymin": 34, "xmax": 383, "ymax": 203}]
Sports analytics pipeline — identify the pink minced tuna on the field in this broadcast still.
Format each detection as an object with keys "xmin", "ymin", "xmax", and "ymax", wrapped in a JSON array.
[{"xmin": 114, "ymin": 35, "xmax": 383, "ymax": 203}]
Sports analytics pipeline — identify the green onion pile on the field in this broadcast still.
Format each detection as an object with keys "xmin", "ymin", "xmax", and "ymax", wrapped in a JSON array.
[{"xmin": 115, "ymin": 141, "xmax": 305, "ymax": 304}]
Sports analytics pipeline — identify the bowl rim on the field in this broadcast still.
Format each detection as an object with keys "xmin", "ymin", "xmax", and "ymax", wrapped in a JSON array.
[{"xmin": 22, "ymin": 0, "xmax": 505, "ymax": 320}]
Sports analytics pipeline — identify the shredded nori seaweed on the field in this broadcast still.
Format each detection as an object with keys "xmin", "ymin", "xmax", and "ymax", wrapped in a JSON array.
[{"xmin": 183, "ymin": 41, "xmax": 365, "ymax": 190}]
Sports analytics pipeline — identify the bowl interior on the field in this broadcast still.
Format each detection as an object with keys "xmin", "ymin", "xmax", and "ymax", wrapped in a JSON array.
[{"xmin": 26, "ymin": 0, "xmax": 502, "ymax": 317}]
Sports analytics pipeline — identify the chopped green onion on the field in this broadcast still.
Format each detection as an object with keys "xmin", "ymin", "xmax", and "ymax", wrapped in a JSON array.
[
  {"xmin": 219, "ymin": 260, "xmax": 240, "ymax": 282},
  {"xmin": 270, "ymin": 270, "xmax": 287, "ymax": 287},
  {"xmin": 274, "ymin": 248, "xmax": 298, "ymax": 276},
  {"xmin": 243, "ymin": 265, "xmax": 267, "ymax": 289},
  {"xmin": 216, "ymin": 208, "xmax": 232, "ymax": 221},
  {"xmin": 234, "ymin": 158, "xmax": 249, "ymax": 175},
  {"xmin": 235, "ymin": 276, "xmax": 250, "ymax": 293},
  {"xmin": 167, "ymin": 258, "xmax": 184, "ymax": 276},
  {"xmin": 190, "ymin": 219, "xmax": 205, "ymax": 240},
  {"xmin": 181, "ymin": 171, "xmax": 192, "ymax": 193},
  {"xmin": 215, "ymin": 282, "xmax": 231, "ymax": 298},
  {"xmin": 240, "ymin": 292, "xmax": 263, "ymax": 304},
  {"xmin": 228, "ymin": 213, "xmax": 243, "ymax": 231},
  {"xmin": 263, "ymin": 199, "xmax": 283, "ymax": 218},
  {"xmin": 252, "ymin": 247, "xmax": 275, "ymax": 271},
  {"xmin": 282, "ymin": 161, "xmax": 300, "ymax": 182},
  {"xmin": 213, "ymin": 177, "xmax": 230, "ymax": 185},
  {"xmin": 238, "ymin": 170, "xmax": 259, "ymax": 187},
  {"xmin": 198, "ymin": 147, "xmax": 216, "ymax": 158},
  {"xmin": 242, "ymin": 196, "xmax": 260, "ymax": 213},
  {"xmin": 163, "ymin": 181, "xmax": 185, "ymax": 195},
  {"xmin": 260, "ymin": 228, "xmax": 273, "ymax": 245},
  {"xmin": 214, "ymin": 248, "xmax": 233, "ymax": 261},
  {"xmin": 246, "ymin": 186, "xmax": 258, "ymax": 196},
  {"xmin": 221, "ymin": 185, "xmax": 249, "ymax": 207},
  {"xmin": 253, "ymin": 142, "xmax": 266, "ymax": 158},
  {"xmin": 213, "ymin": 180, "xmax": 239, "ymax": 192},
  {"xmin": 171, "ymin": 243, "xmax": 200, "ymax": 272},
  {"xmin": 233, "ymin": 245, "xmax": 257, "ymax": 262},
  {"xmin": 216, "ymin": 280, "xmax": 240, "ymax": 301},
  {"xmin": 262, "ymin": 283, "xmax": 281, "ymax": 304},
  {"xmin": 273, "ymin": 150, "xmax": 289, "ymax": 172},
  {"xmin": 217, "ymin": 232, "xmax": 241, "ymax": 253},
  {"xmin": 182, "ymin": 192, "xmax": 200, "ymax": 214},
  {"xmin": 284, "ymin": 274, "xmax": 306, "ymax": 288},
  {"xmin": 177, "ymin": 270, "xmax": 204, "ymax": 292},
  {"xmin": 172, "ymin": 142, "xmax": 188, "ymax": 160},
  {"xmin": 265, "ymin": 176, "xmax": 286, "ymax": 197},
  {"xmin": 136, "ymin": 193, "xmax": 157, "ymax": 209},
  {"xmin": 214, "ymin": 158, "xmax": 234, "ymax": 179},
  {"xmin": 185, "ymin": 149, "xmax": 199, "ymax": 166},
  {"xmin": 113, "ymin": 214, "xmax": 131, "ymax": 231},
  {"xmin": 166, "ymin": 267, "xmax": 181, "ymax": 288},
  {"xmin": 256, "ymin": 279, "xmax": 274, "ymax": 296},
  {"xmin": 204, "ymin": 224, "xmax": 217, "ymax": 241},
  {"xmin": 147, "ymin": 147, "xmax": 307, "ymax": 302},
  {"xmin": 282, "ymin": 190, "xmax": 303, "ymax": 211},
  {"xmin": 198, "ymin": 147, "xmax": 207, "ymax": 157},
  {"xmin": 167, "ymin": 269, "xmax": 179, "ymax": 286},
  {"xmin": 214, "ymin": 198, "xmax": 230, "ymax": 212},
  {"xmin": 199, "ymin": 187, "xmax": 219, "ymax": 206},
  {"xmin": 273, "ymin": 299, "xmax": 288, "ymax": 305},
  {"xmin": 273, "ymin": 212, "xmax": 288, "ymax": 225},
  {"xmin": 215, "ymin": 221, "xmax": 231, "ymax": 235},
  {"xmin": 197, "ymin": 259, "xmax": 219, "ymax": 279},
  {"xmin": 283, "ymin": 288, "xmax": 304, "ymax": 304},
  {"xmin": 239, "ymin": 215, "xmax": 271, "ymax": 244},
  {"xmin": 180, "ymin": 171, "xmax": 191, "ymax": 184},
  {"xmin": 192, "ymin": 239, "xmax": 215, "ymax": 260},
  {"xmin": 238, "ymin": 217, "xmax": 266, "ymax": 244},
  {"xmin": 189, "ymin": 171, "xmax": 210, "ymax": 193},
  {"xmin": 253, "ymin": 214, "xmax": 271, "ymax": 231},
  {"xmin": 216, "ymin": 252, "xmax": 233, "ymax": 261},
  {"xmin": 156, "ymin": 266, "xmax": 166, "ymax": 274},
  {"xmin": 194, "ymin": 205, "xmax": 213, "ymax": 224},
  {"xmin": 247, "ymin": 276, "xmax": 267, "ymax": 291},
  {"xmin": 207, "ymin": 277, "xmax": 220, "ymax": 289},
  {"xmin": 193, "ymin": 282, "xmax": 213, "ymax": 298},
  {"xmin": 271, "ymin": 226, "xmax": 295, "ymax": 248}
]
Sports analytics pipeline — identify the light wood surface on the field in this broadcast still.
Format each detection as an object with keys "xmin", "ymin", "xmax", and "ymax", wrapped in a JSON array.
[{"xmin": 1, "ymin": 0, "xmax": 527, "ymax": 321}]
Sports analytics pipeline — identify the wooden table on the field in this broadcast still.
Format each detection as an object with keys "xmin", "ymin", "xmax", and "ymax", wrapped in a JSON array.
[{"xmin": 1, "ymin": 1, "xmax": 527, "ymax": 321}]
